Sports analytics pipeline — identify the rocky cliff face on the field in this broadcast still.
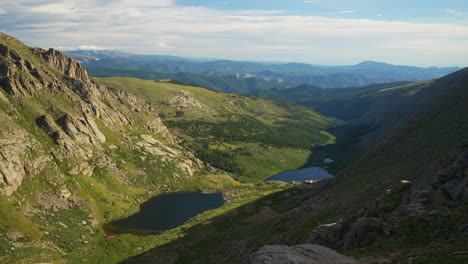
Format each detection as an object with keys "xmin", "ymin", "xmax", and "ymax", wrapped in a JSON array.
[{"xmin": 0, "ymin": 32, "xmax": 200, "ymax": 196}]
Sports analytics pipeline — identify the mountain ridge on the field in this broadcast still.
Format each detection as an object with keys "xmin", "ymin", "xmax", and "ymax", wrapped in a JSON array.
[{"xmin": 66, "ymin": 49, "xmax": 461, "ymax": 89}]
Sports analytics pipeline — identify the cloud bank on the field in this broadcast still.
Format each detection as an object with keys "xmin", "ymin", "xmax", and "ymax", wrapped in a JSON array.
[{"xmin": 1, "ymin": 0, "xmax": 467, "ymax": 66}]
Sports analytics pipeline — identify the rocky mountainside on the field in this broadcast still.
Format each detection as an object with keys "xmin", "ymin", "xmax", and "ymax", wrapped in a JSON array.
[{"xmin": 0, "ymin": 32, "xmax": 196, "ymax": 196}]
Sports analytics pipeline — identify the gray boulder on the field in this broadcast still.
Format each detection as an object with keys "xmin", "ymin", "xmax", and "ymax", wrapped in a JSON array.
[
  {"xmin": 344, "ymin": 218, "xmax": 382, "ymax": 250},
  {"xmin": 308, "ymin": 223, "xmax": 344, "ymax": 248},
  {"xmin": 249, "ymin": 244, "xmax": 357, "ymax": 264}
]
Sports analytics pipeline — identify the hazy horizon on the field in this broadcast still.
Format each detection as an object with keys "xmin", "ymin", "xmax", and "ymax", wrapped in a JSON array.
[{"xmin": 62, "ymin": 49, "xmax": 463, "ymax": 68}]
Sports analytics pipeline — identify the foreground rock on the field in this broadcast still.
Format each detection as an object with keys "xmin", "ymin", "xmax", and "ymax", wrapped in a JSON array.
[{"xmin": 249, "ymin": 244, "xmax": 357, "ymax": 264}]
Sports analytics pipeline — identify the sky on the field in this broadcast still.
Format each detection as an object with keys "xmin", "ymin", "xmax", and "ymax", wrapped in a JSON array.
[{"xmin": 0, "ymin": 0, "xmax": 467, "ymax": 67}]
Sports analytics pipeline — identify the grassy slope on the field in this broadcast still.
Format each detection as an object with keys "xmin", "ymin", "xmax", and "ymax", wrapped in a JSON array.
[
  {"xmin": 127, "ymin": 68, "xmax": 468, "ymax": 263},
  {"xmin": 87, "ymin": 67, "xmax": 283, "ymax": 94},
  {"xmin": 98, "ymin": 77, "xmax": 338, "ymax": 182}
]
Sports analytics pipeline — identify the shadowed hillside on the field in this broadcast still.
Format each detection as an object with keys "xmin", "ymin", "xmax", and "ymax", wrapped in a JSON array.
[{"xmin": 126, "ymin": 68, "xmax": 468, "ymax": 263}]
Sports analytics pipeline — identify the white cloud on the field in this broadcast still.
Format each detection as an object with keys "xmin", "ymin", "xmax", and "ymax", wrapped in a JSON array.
[
  {"xmin": 444, "ymin": 8, "xmax": 462, "ymax": 16},
  {"xmin": 0, "ymin": 1, "xmax": 467, "ymax": 66},
  {"xmin": 54, "ymin": 45, "xmax": 105, "ymax": 51},
  {"xmin": 77, "ymin": 45, "xmax": 104, "ymax": 50},
  {"xmin": 29, "ymin": 3, "xmax": 75, "ymax": 15},
  {"xmin": 337, "ymin": 10, "xmax": 358, "ymax": 14},
  {"xmin": 0, "ymin": 8, "xmax": 7, "ymax": 14},
  {"xmin": 158, "ymin": 41, "xmax": 175, "ymax": 49},
  {"xmin": 376, "ymin": 14, "xmax": 383, "ymax": 17}
]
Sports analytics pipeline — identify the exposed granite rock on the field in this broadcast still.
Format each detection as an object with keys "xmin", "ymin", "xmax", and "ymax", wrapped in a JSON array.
[
  {"xmin": 31, "ymin": 47, "xmax": 89, "ymax": 82},
  {"xmin": 343, "ymin": 218, "xmax": 382, "ymax": 250},
  {"xmin": 57, "ymin": 114, "xmax": 106, "ymax": 145},
  {"xmin": 169, "ymin": 90, "xmax": 207, "ymax": 110},
  {"xmin": 0, "ymin": 128, "xmax": 49, "ymax": 195},
  {"xmin": 35, "ymin": 114, "xmax": 91, "ymax": 158},
  {"xmin": 0, "ymin": 44, "xmax": 43, "ymax": 97},
  {"xmin": 308, "ymin": 222, "xmax": 344, "ymax": 248},
  {"xmin": 68, "ymin": 162, "xmax": 95, "ymax": 176},
  {"xmin": 249, "ymin": 244, "xmax": 357, "ymax": 264},
  {"xmin": 0, "ymin": 139, "xmax": 27, "ymax": 195},
  {"xmin": 177, "ymin": 160, "xmax": 194, "ymax": 177}
]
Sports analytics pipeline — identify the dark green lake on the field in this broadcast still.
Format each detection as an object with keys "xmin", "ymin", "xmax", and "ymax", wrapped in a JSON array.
[{"xmin": 107, "ymin": 192, "xmax": 224, "ymax": 234}]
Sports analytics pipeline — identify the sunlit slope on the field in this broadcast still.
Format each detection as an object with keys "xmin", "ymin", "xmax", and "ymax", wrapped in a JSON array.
[{"xmin": 98, "ymin": 77, "xmax": 339, "ymax": 181}]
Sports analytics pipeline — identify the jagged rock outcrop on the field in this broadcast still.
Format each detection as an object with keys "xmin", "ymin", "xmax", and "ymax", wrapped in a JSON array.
[
  {"xmin": 307, "ymin": 218, "xmax": 382, "ymax": 251},
  {"xmin": 249, "ymin": 244, "xmax": 357, "ymax": 264},
  {"xmin": 0, "ymin": 125, "xmax": 50, "ymax": 195},
  {"xmin": 57, "ymin": 114, "xmax": 106, "ymax": 145},
  {"xmin": 307, "ymin": 222, "xmax": 344, "ymax": 249},
  {"xmin": 35, "ymin": 114, "xmax": 92, "ymax": 158},
  {"xmin": 0, "ymin": 32, "xmax": 199, "ymax": 195},
  {"xmin": 31, "ymin": 47, "xmax": 90, "ymax": 82}
]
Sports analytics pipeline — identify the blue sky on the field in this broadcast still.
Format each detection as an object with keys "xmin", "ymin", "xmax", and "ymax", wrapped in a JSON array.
[
  {"xmin": 179, "ymin": 0, "xmax": 467, "ymax": 20},
  {"xmin": 0, "ymin": 0, "xmax": 467, "ymax": 67}
]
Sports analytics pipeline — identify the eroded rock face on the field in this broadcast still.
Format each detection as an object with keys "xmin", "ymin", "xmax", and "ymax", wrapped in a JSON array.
[
  {"xmin": 31, "ymin": 48, "xmax": 89, "ymax": 82},
  {"xmin": 35, "ymin": 114, "xmax": 92, "ymax": 158},
  {"xmin": 57, "ymin": 114, "xmax": 106, "ymax": 145},
  {"xmin": 0, "ymin": 32, "xmax": 201, "ymax": 196},
  {"xmin": 308, "ymin": 223, "xmax": 344, "ymax": 248},
  {"xmin": 0, "ymin": 44, "xmax": 44, "ymax": 97},
  {"xmin": 343, "ymin": 218, "xmax": 382, "ymax": 250},
  {"xmin": 0, "ymin": 128, "xmax": 49, "ymax": 195},
  {"xmin": 249, "ymin": 244, "xmax": 357, "ymax": 264}
]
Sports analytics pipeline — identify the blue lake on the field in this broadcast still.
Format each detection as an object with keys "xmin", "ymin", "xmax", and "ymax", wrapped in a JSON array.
[
  {"xmin": 106, "ymin": 192, "xmax": 224, "ymax": 234},
  {"xmin": 264, "ymin": 167, "xmax": 334, "ymax": 183}
]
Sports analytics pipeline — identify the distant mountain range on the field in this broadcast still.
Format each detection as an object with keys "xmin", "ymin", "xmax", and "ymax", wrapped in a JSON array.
[{"xmin": 66, "ymin": 50, "xmax": 461, "ymax": 90}]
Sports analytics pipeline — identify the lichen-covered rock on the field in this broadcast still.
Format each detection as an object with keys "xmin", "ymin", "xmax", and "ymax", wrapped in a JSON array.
[{"xmin": 249, "ymin": 244, "xmax": 357, "ymax": 264}]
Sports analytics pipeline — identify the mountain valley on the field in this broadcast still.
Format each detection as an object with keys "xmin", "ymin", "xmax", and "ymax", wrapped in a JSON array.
[{"xmin": 0, "ymin": 31, "xmax": 467, "ymax": 264}]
